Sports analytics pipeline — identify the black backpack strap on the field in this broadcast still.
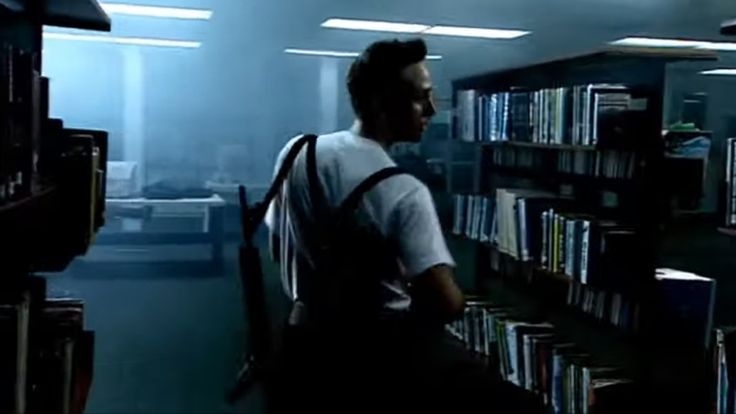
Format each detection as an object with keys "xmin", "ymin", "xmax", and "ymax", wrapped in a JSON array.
[
  {"xmin": 247, "ymin": 134, "xmax": 317, "ymax": 237},
  {"xmin": 335, "ymin": 167, "xmax": 407, "ymax": 222},
  {"xmin": 306, "ymin": 135, "xmax": 327, "ymax": 224}
]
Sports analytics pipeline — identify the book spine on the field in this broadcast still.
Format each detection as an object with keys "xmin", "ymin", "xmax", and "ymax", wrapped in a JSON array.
[
  {"xmin": 558, "ymin": 216, "xmax": 566, "ymax": 274},
  {"xmin": 519, "ymin": 198, "xmax": 530, "ymax": 261},
  {"xmin": 580, "ymin": 220, "xmax": 591, "ymax": 284},
  {"xmin": 565, "ymin": 219, "xmax": 575, "ymax": 278},
  {"xmin": 552, "ymin": 354, "xmax": 564, "ymax": 414},
  {"xmin": 524, "ymin": 337, "xmax": 534, "ymax": 391},
  {"xmin": 541, "ymin": 211, "xmax": 549, "ymax": 268}
]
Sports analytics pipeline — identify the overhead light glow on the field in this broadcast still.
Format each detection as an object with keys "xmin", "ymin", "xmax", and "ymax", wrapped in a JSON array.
[
  {"xmin": 43, "ymin": 32, "xmax": 201, "ymax": 48},
  {"xmin": 698, "ymin": 42, "xmax": 736, "ymax": 51},
  {"xmin": 321, "ymin": 18, "xmax": 531, "ymax": 39},
  {"xmin": 611, "ymin": 36, "xmax": 736, "ymax": 53},
  {"xmin": 700, "ymin": 69, "xmax": 736, "ymax": 75},
  {"xmin": 423, "ymin": 25, "xmax": 529, "ymax": 39},
  {"xmin": 285, "ymin": 48, "xmax": 442, "ymax": 60},
  {"xmin": 100, "ymin": 3, "xmax": 212, "ymax": 19},
  {"xmin": 610, "ymin": 37, "xmax": 711, "ymax": 48},
  {"xmin": 285, "ymin": 48, "xmax": 360, "ymax": 58},
  {"xmin": 322, "ymin": 18, "xmax": 430, "ymax": 33}
]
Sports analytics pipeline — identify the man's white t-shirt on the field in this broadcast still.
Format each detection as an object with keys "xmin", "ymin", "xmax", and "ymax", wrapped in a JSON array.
[{"xmin": 265, "ymin": 125, "xmax": 455, "ymax": 314}]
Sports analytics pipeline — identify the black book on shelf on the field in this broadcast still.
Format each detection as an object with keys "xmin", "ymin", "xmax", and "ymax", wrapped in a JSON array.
[
  {"xmin": 28, "ymin": 297, "xmax": 94, "ymax": 414},
  {"xmin": 654, "ymin": 268, "xmax": 716, "ymax": 349},
  {"xmin": 0, "ymin": 276, "xmax": 45, "ymax": 414},
  {"xmin": 0, "ymin": 293, "xmax": 31, "ymax": 414}
]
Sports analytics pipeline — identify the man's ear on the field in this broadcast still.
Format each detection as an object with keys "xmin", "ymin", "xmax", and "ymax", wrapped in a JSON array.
[{"xmin": 368, "ymin": 94, "xmax": 383, "ymax": 118}]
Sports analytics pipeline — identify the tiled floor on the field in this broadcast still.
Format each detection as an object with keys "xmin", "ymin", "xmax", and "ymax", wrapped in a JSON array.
[{"xmin": 47, "ymin": 242, "xmax": 284, "ymax": 414}]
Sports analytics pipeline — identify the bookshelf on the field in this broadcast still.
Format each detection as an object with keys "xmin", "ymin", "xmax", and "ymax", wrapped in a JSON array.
[
  {"xmin": 0, "ymin": 0, "xmax": 110, "ymax": 30},
  {"xmin": 43, "ymin": 0, "xmax": 111, "ymax": 31},
  {"xmin": 0, "ymin": 1, "xmax": 109, "ymax": 412},
  {"xmin": 447, "ymin": 49, "xmax": 717, "ymax": 413}
]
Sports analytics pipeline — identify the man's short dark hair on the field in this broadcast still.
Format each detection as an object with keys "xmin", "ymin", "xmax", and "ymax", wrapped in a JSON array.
[{"xmin": 347, "ymin": 39, "xmax": 428, "ymax": 118}]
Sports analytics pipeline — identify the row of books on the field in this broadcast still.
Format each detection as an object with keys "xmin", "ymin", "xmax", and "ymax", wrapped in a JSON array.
[
  {"xmin": 0, "ymin": 43, "xmax": 43, "ymax": 204},
  {"xmin": 726, "ymin": 138, "xmax": 736, "ymax": 227},
  {"xmin": 451, "ymin": 194, "xmax": 495, "ymax": 242},
  {"xmin": 447, "ymin": 299, "xmax": 635, "ymax": 413},
  {"xmin": 455, "ymin": 84, "xmax": 635, "ymax": 146},
  {"xmin": 452, "ymin": 190, "xmax": 716, "ymax": 344},
  {"xmin": 490, "ymin": 146, "xmax": 638, "ymax": 180},
  {"xmin": 0, "ymin": 277, "xmax": 94, "ymax": 414},
  {"xmin": 566, "ymin": 282, "xmax": 640, "ymax": 332},
  {"xmin": 540, "ymin": 209, "xmax": 637, "ymax": 287},
  {"xmin": 487, "ymin": 243, "xmax": 641, "ymax": 333}
]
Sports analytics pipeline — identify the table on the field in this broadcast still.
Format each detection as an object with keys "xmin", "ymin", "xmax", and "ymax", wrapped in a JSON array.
[{"xmin": 97, "ymin": 195, "xmax": 226, "ymax": 266}]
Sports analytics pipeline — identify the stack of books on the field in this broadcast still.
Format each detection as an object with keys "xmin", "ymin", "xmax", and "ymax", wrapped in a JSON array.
[
  {"xmin": 0, "ymin": 277, "xmax": 95, "ymax": 414},
  {"xmin": 447, "ymin": 299, "xmax": 636, "ymax": 413},
  {"xmin": 455, "ymin": 84, "xmax": 634, "ymax": 146},
  {"xmin": 0, "ymin": 42, "xmax": 43, "ymax": 204}
]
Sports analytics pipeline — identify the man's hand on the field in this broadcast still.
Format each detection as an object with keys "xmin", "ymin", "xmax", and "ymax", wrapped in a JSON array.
[{"xmin": 409, "ymin": 264, "xmax": 465, "ymax": 323}]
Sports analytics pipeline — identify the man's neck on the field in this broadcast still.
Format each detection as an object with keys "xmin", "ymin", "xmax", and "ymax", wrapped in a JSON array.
[{"xmin": 355, "ymin": 120, "xmax": 392, "ymax": 149}]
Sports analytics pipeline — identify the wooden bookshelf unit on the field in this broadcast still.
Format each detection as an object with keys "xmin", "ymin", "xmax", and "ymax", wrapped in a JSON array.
[
  {"xmin": 0, "ymin": 1, "xmax": 110, "ymax": 412},
  {"xmin": 448, "ymin": 49, "xmax": 717, "ymax": 413}
]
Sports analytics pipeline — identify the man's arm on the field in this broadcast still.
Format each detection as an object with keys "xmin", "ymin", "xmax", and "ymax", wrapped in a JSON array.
[
  {"xmin": 391, "ymin": 183, "xmax": 465, "ymax": 323},
  {"xmin": 409, "ymin": 264, "xmax": 465, "ymax": 323}
]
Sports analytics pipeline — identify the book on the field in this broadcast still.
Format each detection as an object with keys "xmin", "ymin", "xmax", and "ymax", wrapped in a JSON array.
[
  {"xmin": 0, "ymin": 292, "xmax": 31, "ymax": 414},
  {"xmin": 452, "ymin": 194, "xmax": 466, "ymax": 235},
  {"xmin": 727, "ymin": 138, "xmax": 736, "ymax": 226},
  {"xmin": 511, "ymin": 322, "xmax": 554, "ymax": 387},
  {"xmin": 552, "ymin": 345, "xmax": 586, "ymax": 414},
  {"xmin": 714, "ymin": 327, "xmax": 736, "ymax": 414},
  {"xmin": 655, "ymin": 268, "xmax": 717, "ymax": 348},
  {"xmin": 588, "ymin": 378, "xmax": 635, "ymax": 414}
]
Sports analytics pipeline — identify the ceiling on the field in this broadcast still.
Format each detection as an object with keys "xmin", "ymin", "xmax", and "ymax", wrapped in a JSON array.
[{"xmin": 93, "ymin": 0, "xmax": 736, "ymax": 91}]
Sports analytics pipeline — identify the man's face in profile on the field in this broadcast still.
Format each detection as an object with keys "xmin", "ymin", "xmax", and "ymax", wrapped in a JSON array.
[{"xmin": 385, "ymin": 60, "xmax": 436, "ymax": 143}]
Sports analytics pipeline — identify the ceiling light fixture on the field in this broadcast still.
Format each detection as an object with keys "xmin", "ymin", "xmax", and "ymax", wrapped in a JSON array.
[
  {"xmin": 700, "ymin": 68, "xmax": 736, "ymax": 75},
  {"xmin": 610, "ymin": 37, "xmax": 711, "ymax": 48},
  {"xmin": 285, "ymin": 48, "xmax": 442, "ymax": 60},
  {"xmin": 285, "ymin": 48, "xmax": 360, "ymax": 58},
  {"xmin": 423, "ymin": 25, "xmax": 529, "ymax": 39},
  {"xmin": 322, "ymin": 18, "xmax": 429, "ymax": 34},
  {"xmin": 100, "ymin": 3, "xmax": 213, "ymax": 20},
  {"xmin": 43, "ymin": 32, "xmax": 201, "ymax": 48},
  {"xmin": 321, "ymin": 18, "xmax": 529, "ymax": 39},
  {"xmin": 698, "ymin": 42, "xmax": 736, "ymax": 51}
]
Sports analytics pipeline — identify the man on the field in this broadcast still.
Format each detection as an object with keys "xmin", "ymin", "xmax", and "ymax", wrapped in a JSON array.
[{"xmin": 265, "ymin": 39, "xmax": 535, "ymax": 412}]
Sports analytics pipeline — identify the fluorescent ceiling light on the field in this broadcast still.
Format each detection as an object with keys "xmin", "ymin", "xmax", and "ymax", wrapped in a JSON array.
[
  {"xmin": 285, "ymin": 48, "xmax": 442, "ymax": 60},
  {"xmin": 322, "ymin": 18, "xmax": 430, "ymax": 33},
  {"xmin": 611, "ymin": 36, "xmax": 736, "ymax": 52},
  {"xmin": 100, "ymin": 3, "xmax": 212, "ymax": 19},
  {"xmin": 321, "ymin": 18, "xmax": 530, "ymax": 40},
  {"xmin": 423, "ymin": 25, "xmax": 529, "ymax": 39},
  {"xmin": 698, "ymin": 42, "xmax": 736, "ymax": 51},
  {"xmin": 610, "ymin": 37, "xmax": 711, "ymax": 48},
  {"xmin": 43, "ymin": 32, "xmax": 201, "ymax": 48},
  {"xmin": 285, "ymin": 48, "xmax": 359, "ymax": 58},
  {"xmin": 700, "ymin": 69, "xmax": 736, "ymax": 75}
]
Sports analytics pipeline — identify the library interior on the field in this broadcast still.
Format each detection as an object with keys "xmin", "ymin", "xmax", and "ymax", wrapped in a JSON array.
[{"xmin": 5, "ymin": 0, "xmax": 736, "ymax": 413}]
